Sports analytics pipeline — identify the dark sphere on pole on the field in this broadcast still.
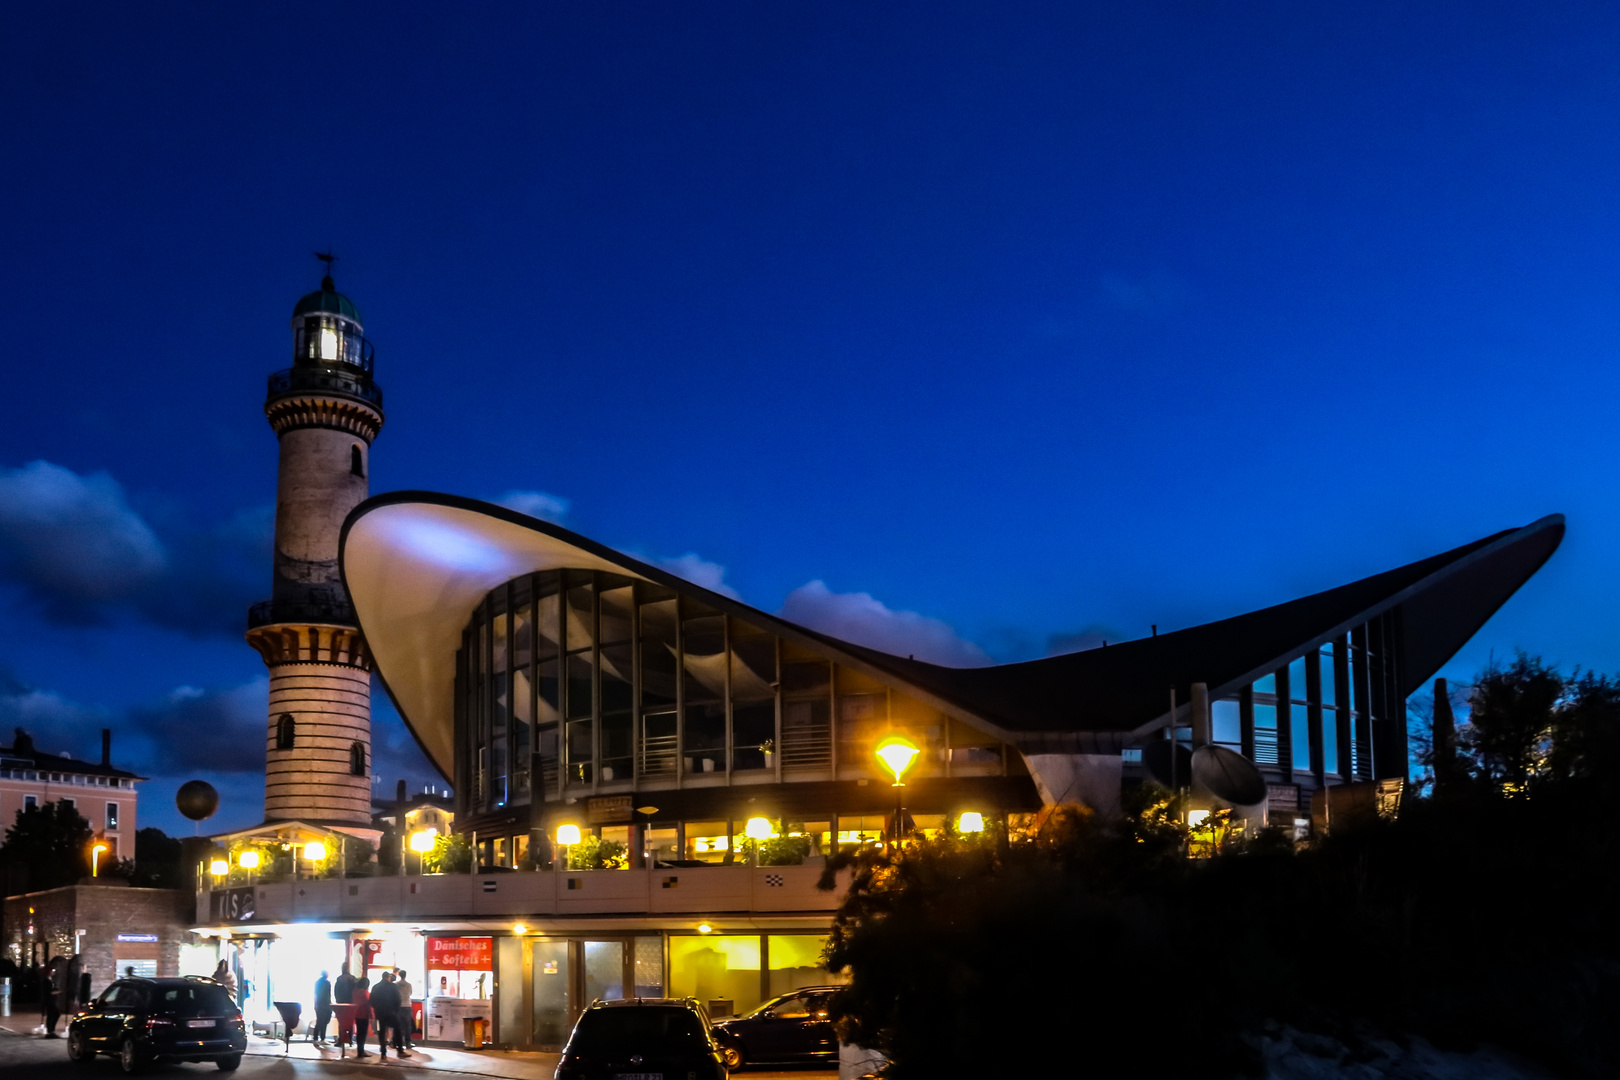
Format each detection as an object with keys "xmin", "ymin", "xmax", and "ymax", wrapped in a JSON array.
[{"xmin": 176, "ymin": 780, "xmax": 220, "ymax": 822}]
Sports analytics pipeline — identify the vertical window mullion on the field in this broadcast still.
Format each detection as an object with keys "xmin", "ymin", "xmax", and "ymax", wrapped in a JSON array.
[
  {"xmin": 723, "ymin": 616, "xmax": 733, "ymax": 783},
  {"xmin": 591, "ymin": 575, "xmax": 601, "ymax": 794}
]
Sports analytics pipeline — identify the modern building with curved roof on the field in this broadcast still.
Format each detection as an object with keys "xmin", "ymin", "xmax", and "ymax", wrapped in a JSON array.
[{"xmin": 341, "ymin": 490, "xmax": 1564, "ymax": 863}]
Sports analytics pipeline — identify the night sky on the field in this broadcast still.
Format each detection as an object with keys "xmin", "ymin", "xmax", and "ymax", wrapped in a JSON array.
[{"xmin": 3, "ymin": 3, "xmax": 1618, "ymax": 836}]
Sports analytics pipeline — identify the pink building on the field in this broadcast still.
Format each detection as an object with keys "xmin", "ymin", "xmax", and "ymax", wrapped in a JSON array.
[{"xmin": 0, "ymin": 728, "xmax": 142, "ymax": 861}]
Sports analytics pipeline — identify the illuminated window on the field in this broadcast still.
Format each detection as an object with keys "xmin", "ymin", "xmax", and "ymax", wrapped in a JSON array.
[{"xmin": 320, "ymin": 328, "xmax": 339, "ymax": 361}]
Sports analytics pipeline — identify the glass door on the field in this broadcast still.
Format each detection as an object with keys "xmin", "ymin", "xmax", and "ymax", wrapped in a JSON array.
[
  {"xmin": 529, "ymin": 940, "xmax": 571, "ymax": 1049},
  {"xmin": 583, "ymin": 941, "xmax": 624, "ymax": 1004}
]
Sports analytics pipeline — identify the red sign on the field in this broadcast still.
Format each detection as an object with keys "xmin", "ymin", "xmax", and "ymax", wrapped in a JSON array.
[{"xmin": 425, "ymin": 936, "xmax": 493, "ymax": 971}]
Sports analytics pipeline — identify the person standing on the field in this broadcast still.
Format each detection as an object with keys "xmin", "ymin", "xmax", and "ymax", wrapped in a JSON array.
[
  {"xmin": 63, "ymin": 954, "xmax": 82, "ymax": 1021},
  {"xmin": 41, "ymin": 956, "xmax": 63, "ymax": 1038},
  {"xmin": 351, "ymin": 976, "xmax": 372, "ymax": 1059},
  {"xmin": 370, "ymin": 971, "xmax": 406, "ymax": 1058},
  {"xmin": 212, "ymin": 960, "xmax": 235, "ymax": 998},
  {"xmin": 394, "ymin": 969, "xmax": 414, "ymax": 1050},
  {"xmin": 312, "ymin": 971, "xmax": 332, "ymax": 1044},
  {"xmin": 333, "ymin": 963, "xmax": 355, "ymax": 1005}
]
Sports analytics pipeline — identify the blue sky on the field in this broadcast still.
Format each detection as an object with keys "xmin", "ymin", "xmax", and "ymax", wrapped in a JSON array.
[{"xmin": 3, "ymin": 2, "xmax": 1618, "ymax": 834}]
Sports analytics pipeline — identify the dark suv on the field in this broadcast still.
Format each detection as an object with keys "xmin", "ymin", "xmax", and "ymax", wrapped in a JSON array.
[
  {"xmin": 710, "ymin": 986, "xmax": 840, "ymax": 1070},
  {"xmin": 67, "ymin": 976, "xmax": 247, "ymax": 1073},
  {"xmin": 555, "ymin": 998, "xmax": 726, "ymax": 1080}
]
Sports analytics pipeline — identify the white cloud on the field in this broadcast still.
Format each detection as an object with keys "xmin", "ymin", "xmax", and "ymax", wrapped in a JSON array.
[
  {"xmin": 497, "ymin": 490, "xmax": 571, "ymax": 523},
  {"xmin": 657, "ymin": 553, "xmax": 741, "ymax": 599},
  {"xmin": 0, "ymin": 460, "xmax": 167, "ymax": 605},
  {"xmin": 778, "ymin": 580, "xmax": 991, "ymax": 667}
]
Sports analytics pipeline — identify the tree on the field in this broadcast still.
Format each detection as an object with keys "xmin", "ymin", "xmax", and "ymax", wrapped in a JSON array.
[
  {"xmin": 1, "ymin": 800, "xmax": 94, "ymax": 891},
  {"xmin": 1461, "ymin": 652, "xmax": 1563, "ymax": 793},
  {"xmin": 122, "ymin": 827, "xmax": 184, "ymax": 888}
]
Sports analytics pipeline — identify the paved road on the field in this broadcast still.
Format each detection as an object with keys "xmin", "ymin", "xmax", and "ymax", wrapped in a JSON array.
[{"xmin": 0, "ymin": 1028, "xmax": 837, "ymax": 1080}]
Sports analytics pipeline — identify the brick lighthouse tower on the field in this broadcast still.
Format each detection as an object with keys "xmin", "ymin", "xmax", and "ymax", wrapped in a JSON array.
[{"xmin": 246, "ymin": 260, "xmax": 382, "ymax": 827}]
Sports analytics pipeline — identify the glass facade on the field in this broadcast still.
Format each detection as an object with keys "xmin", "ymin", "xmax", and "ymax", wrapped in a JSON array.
[
  {"xmin": 456, "ymin": 569, "xmax": 1007, "ymax": 817},
  {"xmin": 1206, "ymin": 608, "xmax": 1401, "ymax": 784}
]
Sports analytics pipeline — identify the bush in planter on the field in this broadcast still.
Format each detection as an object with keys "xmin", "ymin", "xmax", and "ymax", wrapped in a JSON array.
[
  {"xmin": 758, "ymin": 834, "xmax": 812, "ymax": 866},
  {"xmin": 567, "ymin": 834, "xmax": 628, "ymax": 870}
]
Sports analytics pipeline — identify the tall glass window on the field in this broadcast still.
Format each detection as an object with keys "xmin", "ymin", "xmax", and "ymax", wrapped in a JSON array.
[
  {"xmin": 639, "ymin": 595, "xmax": 679, "ymax": 778},
  {"xmin": 731, "ymin": 621, "xmax": 776, "ymax": 772},
  {"xmin": 565, "ymin": 579, "xmax": 594, "ymax": 784},
  {"xmin": 683, "ymin": 604, "xmax": 727, "ymax": 775},
  {"xmin": 599, "ymin": 584, "xmax": 635, "ymax": 783}
]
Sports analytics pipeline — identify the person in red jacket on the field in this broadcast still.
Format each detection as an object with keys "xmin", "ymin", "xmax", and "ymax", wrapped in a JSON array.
[{"xmin": 352, "ymin": 976, "xmax": 373, "ymax": 1058}]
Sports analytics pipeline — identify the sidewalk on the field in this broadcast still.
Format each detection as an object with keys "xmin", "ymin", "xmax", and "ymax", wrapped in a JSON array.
[
  {"xmin": 242, "ymin": 1033, "xmax": 560, "ymax": 1079},
  {"xmin": 0, "ymin": 1009, "xmax": 560, "ymax": 1079}
]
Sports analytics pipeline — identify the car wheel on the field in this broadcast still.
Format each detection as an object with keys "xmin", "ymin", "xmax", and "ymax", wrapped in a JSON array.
[
  {"xmin": 719, "ymin": 1043, "xmax": 745, "ymax": 1070},
  {"xmin": 66, "ymin": 1028, "xmax": 93, "ymax": 1063},
  {"xmin": 215, "ymin": 1054, "xmax": 242, "ymax": 1071},
  {"xmin": 118, "ymin": 1037, "xmax": 143, "ymax": 1074}
]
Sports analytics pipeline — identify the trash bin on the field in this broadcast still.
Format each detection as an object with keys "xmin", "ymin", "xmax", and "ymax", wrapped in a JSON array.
[
  {"xmin": 462, "ymin": 1016, "xmax": 487, "ymax": 1049},
  {"xmin": 272, "ymin": 1002, "xmax": 302, "ymax": 1052}
]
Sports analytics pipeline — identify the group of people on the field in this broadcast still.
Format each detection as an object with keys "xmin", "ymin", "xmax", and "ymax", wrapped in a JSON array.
[
  {"xmin": 311, "ymin": 966, "xmax": 416, "ymax": 1058},
  {"xmin": 39, "ymin": 954, "xmax": 85, "ymax": 1038}
]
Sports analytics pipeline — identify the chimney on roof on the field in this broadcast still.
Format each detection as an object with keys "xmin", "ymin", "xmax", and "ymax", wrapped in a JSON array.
[
  {"xmin": 101, "ymin": 729, "xmax": 112, "ymax": 767},
  {"xmin": 13, "ymin": 728, "xmax": 32, "ymax": 755},
  {"xmin": 396, "ymin": 778, "xmax": 407, "ymax": 804}
]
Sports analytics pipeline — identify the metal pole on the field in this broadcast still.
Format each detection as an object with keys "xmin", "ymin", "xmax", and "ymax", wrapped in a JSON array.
[{"xmin": 1169, "ymin": 686, "xmax": 1178, "ymax": 817}]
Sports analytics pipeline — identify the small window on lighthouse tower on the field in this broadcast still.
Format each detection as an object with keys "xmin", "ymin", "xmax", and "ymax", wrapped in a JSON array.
[
  {"xmin": 350, "ymin": 741, "xmax": 367, "ymax": 777},
  {"xmin": 351, "ymin": 446, "xmax": 364, "ymax": 477},
  {"xmin": 276, "ymin": 713, "xmax": 296, "ymax": 750},
  {"xmin": 320, "ymin": 327, "xmax": 340, "ymax": 362}
]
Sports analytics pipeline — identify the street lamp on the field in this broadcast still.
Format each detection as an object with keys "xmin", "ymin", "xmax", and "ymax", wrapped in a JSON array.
[
  {"xmin": 957, "ymin": 812, "xmax": 984, "ymax": 834},
  {"xmin": 555, "ymin": 824, "xmax": 581, "ymax": 870},
  {"xmin": 874, "ymin": 736, "xmax": 920, "ymax": 847},
  {"xmin": 410, "ymin": 827, "xmax": 437, "ymax": 874},
  {"xmin": 237, "ymin": 850, "xmax": 260, "ymax": 870},
  {"xmin": 209, "ymin": 858, "xmax": 229, "ymax": 877},
  {"xmin": 91, "ymin": 841, "xmax": 109, "ymax": 877},
  {"xmin": 743, "ymin": 817, "xmax": 774, "ymax": 866},
  {"xmin": 302, "ymin": 840, "xmax": 326, "ymax": 879}
]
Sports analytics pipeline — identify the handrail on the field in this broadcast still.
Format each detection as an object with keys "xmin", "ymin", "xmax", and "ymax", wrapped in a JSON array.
[{"xmin": 267, "ymin": 366, "xmax": 383, "ymax": 408}]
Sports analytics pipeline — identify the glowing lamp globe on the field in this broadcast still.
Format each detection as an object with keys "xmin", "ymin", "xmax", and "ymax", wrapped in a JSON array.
[
  {"xmin": 744, "ymin": 817, "xmax": 775, "ymax": 841},
  {"xmin": 874, "ymin": 737, "xmax": 920, "ymax": 783},
  {"xmin": 303, "ymin": 841, "xmax": 327, "ymax": 861},
  {"xmin": 555, "ymin": 824, "xmax": 582, "ymax": 846},
  {"xmin": 410, "ymin": 828, "xmax": 438, "ymax": 853},
  {"xmin": 237, "ymin": 850, "xmax": 260, "ymax": 869},
  {"xmin": 958, "ymin": 812, "xmax": 985, "ymax": 834},
  {"xmin": 209, "ymin": 859, "xmax": 229, "ymax": 876}
]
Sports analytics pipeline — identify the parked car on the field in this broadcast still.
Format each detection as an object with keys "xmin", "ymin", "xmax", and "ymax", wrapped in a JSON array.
[
  {"xmin": 555, "ymin": 998, "xmax": 726, "ymax": 1080},
  {"xmin": 710, "ymin": 986, "xmax": 840, "ymax": 1070},
  {"xmin": 67, "ymin": 976, "xmax": 247, "ymax": 1073}
]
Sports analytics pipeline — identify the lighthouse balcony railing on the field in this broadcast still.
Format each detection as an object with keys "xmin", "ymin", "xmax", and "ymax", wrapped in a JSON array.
[
  {"xmin": 267, "ymin": 365, "xmax": 383, "ymax": 408},
  {"xmin": 248, "ymin": 598, "xmax": 359, "ymax": 630}
]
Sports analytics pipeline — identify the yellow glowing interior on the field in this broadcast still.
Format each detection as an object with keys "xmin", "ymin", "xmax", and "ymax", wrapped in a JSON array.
[
  {"xmin": 875, "ymin": 737, "xmax": 920, "ymax": 781},
  {"xmin": 1186, "ymin": 809, "xmax": 1210, "ymax": 827}
]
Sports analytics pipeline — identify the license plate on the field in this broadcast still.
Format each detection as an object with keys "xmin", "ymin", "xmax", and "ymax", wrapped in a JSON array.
[{"xmin": 187, "ymin": 1020, "xmax": 214, "ymax": 1028}]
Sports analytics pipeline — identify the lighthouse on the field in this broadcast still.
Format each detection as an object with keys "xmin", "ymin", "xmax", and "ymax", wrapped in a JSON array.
[{"xmin": 246, "ymin": 263, "xmax": 383, "ymax": 827}]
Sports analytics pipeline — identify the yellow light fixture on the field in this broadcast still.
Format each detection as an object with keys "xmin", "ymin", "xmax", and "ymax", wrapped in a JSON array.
[
  {"xmin": 555, "ymin": 824, "xmax": 582, "ymax": 846},
  {"xmin": 410, "ymin": 827, "xmax": 438, "ymax": 853},
  {"xmin": 874, "ymin": 736, "xmax": 920, "ymax": 783},
  {"xmin": 91, "ymin": 842, "xmax": 109, "ymax": 877},
  {"xmin": 958, "ymin": 812, "xmax": 985, "ymax": 834},
  {"xmin": 697, "ymin": 923, "xmax": 713, "ymax": 934},
  {"xmin": 744, "ymin": 817, "xmax": 775, "ymax": 841},
  {"xmin": 237, "ymin": 850, "xmax": 260, "ymax": 869},
  {"xmin": 303, "ymin": 841, "xmax": 327, "ymax": 861},
  {"xmin": 512, "ymin": 923, "xmax": 527, "ymax": 935},
  {"xmin": 209, "ymin": 859, "xmax": 229, "ymax": 876}
]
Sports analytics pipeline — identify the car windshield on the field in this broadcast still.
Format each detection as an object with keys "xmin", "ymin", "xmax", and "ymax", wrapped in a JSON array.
[
  {"xmin": 738, "ymin": 995, "xmax": 792, "ymax": 1020},
  {"xmin": 156, "ymin": 984, "xmax": 236, "ymax": 1017},
  {"xmin": 568, "ymin": 1007, "xmax": 709, "ymax": 1053}
]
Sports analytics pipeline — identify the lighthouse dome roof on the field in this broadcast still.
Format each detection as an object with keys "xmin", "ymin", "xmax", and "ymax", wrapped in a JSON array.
[{"xmin": 292, "ymin": 276, "xmax": 362, "ymax": 323}]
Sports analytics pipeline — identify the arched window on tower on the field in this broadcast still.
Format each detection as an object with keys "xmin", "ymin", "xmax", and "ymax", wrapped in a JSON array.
[
  {"xmin": 276, "ymin": 714, "xmax": 296, "ymax": 750},
  {"xmin": 351, "ymin": 445, "xmax": 364, "ymax": 477},
  {"xmin": 350, "ymin": 741, "xmax": 367, "ymax": 777}
]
